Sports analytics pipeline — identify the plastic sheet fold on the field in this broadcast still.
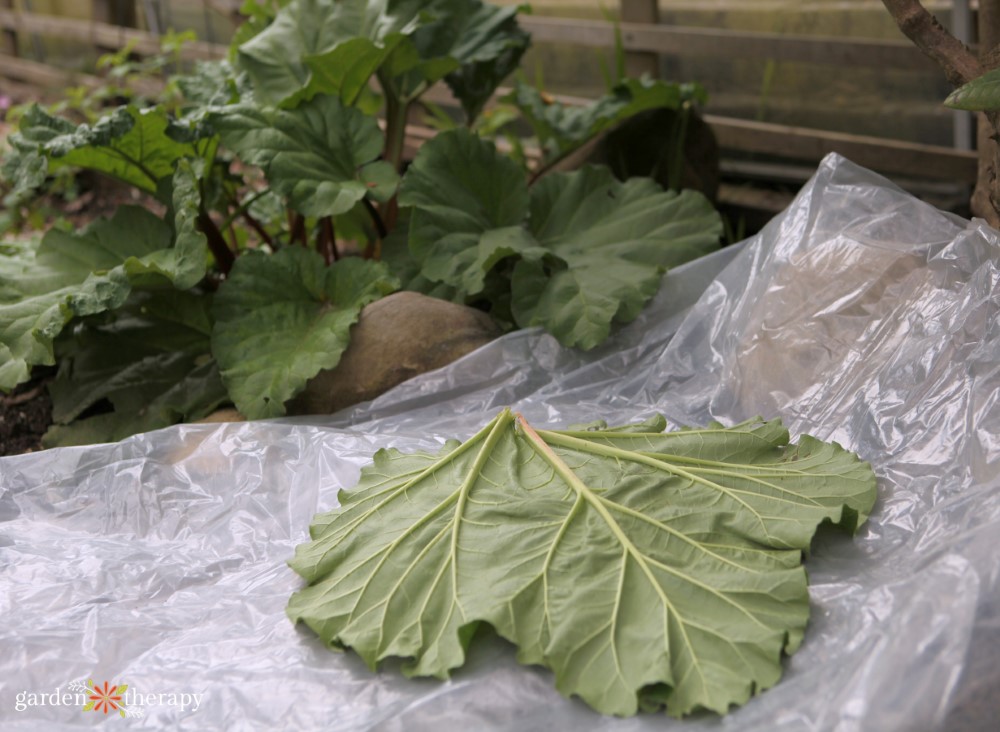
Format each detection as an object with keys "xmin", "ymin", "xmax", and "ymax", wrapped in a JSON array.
[{"xmin": 2, "ymin": 154, "xmax": 998, "ymax": 730}]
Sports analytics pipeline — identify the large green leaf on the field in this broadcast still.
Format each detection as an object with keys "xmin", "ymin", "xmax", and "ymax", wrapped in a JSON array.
[
  {"xmin": 235, "ymin": 0, "xmax": 527, "ymax": 115},
  {"xmin": 0, "ymin": 148, "xmax": 48, "ymax": 206},
  {"xmin": 429, "ymin": 1, "xmax": 528, "ymax": 121},
  {"xmin": 945, "ymin": 66, "xmax": 1000, "ymax": 111},
  {"xmin": 211, "ymin": 94, "xmax": 398, "ymax": 218},
  {"xmin": 398, "ymin": 130, "xmax": 720, "ymax": 349},
  {"xmin": 398, "ymin": 128, "xmax": 542, "ymax": 294},
  {"xmin": 287, "ymin": 410, "xmax": 876, "ymax": 717},
  {"xmin": 0, "ymin": 165, "xmax": 208, "ymax": 391},
  {"xmin": 236, "ymin": 0, "xmax": 418, "ymax": 106},
  {"xmin": 230, "ymin": 0, "xmax": 294, "ymax": 51},
  {"xmin": 510, "ymin": 78, "xmax": 704, "ymax": 163},
  {"xmin": 512, "ymin": 167, "xmax": 722, "ymax": 349},
  {"xmin": 379, "ymin": 0, "xmax": 528, "ymax": 114},
  {"xmin": 44, "ymin": 291, "xmax": 228, "ymax": 447},
  {"xmin": 176, "ymin": 59, "xmax": 249, "ymax": 108},
  {"xmin": 4, "ymin": 105, "xmax": 198, "ymax": 193},
  {"xmin": 211, "ymin": 247, "xmax": 398, "ymax": 419}
]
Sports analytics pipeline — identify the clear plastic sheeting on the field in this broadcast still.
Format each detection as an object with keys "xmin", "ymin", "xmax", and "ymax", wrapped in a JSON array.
[{"xmin": 1, "ymin": 154, "xmax": 998, "ymax": 731}]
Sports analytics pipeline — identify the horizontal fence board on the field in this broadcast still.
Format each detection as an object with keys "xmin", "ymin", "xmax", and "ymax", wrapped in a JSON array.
[
  {"xmin": 0, "ymin": 11, "xmax": 973, "ymax": 186},
  {"xmin": 425, "ymin": 83, "xmax": 975, "ymax": 184},
  {"xmin": 706, "ymin": 115, "xmax": 978, "ymax": 182},
  {"xmin": 0, "ymin": 10, "xmax": 938, "ymax": 72},
  {"xmin": 0, "ymin": 51, "xmax": 162, "ymax": 96},
  {"xmin": 0, "ymin": 51, "xmax": 81, "ymax": 87},
  {"xmin": 0, "ymin": 9, "xmax": 227, "ymax": 60},
  {"xmin": 717, "ymin": 182, "xmax": 796, "ymax": 214},
  {"xmin": 520, "ymin": 16, "xmax": 939, "ymax": 71}
]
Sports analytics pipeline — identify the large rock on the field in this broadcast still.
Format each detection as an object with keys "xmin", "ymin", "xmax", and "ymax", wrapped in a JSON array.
[{"xmin": 286, "ymin": 291, "xmax": 501, "ymax": 415}]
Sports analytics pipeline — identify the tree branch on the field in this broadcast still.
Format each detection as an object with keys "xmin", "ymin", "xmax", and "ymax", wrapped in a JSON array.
[{"xmin": 880, "ymin": 0, "xmax": 981, "ymax": 86}]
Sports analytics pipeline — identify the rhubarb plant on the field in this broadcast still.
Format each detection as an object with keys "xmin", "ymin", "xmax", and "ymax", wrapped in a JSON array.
[
  {"xmin": 288, "ymin": 411, "xmax": 877, "ymax": 717},
  {"xmin": 1, "ymin": 0, "xmax": 722, "ymax": 445}
]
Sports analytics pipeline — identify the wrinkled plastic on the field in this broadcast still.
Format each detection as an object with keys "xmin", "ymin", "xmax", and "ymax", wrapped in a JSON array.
[{"xmin": 2, "ymin": 154, "xmax": 998, "ymax": 730}]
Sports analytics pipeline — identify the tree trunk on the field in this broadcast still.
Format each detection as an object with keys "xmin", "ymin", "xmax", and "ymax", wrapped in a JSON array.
[
  {"xmin": 973, "ymin": 0, "xmax": 1000, "ymax": 226},
  {"xmin": 881, "ymin": 0, "xmax": 1000, "ymax": 227}
]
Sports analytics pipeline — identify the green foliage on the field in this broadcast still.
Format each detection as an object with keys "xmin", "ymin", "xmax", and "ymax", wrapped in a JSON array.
[
  {"xmin": 0, "ymin": 178, "xmax": 208, "ymax": 391},
  {"xmin": 44, "ymin": 291, "xmax": 228, "ymax": 447},
  {"xmin": 1, "ymin": 0, "xmax": 720, "ymax": 445},
  {"xmin": 398, "ymin": 130, "xmax": 721, "ymax": 348},
  {"xmin": 210, "ymin": 94, "xmax": 398, "ymax": 218},
  {"xmin": 288, "ymin": 410, "xmax": 877, "ymax": 717},
  {"xmin": 235, "ymin": 0, "xmax": 417, "ymax": 107},
  {"xmin": 399, "ymin": 128, "xmax": 537, "ymax": 295},
  {"xmin": 235, "ymin": 0, "xmax": 527, "ymax": 119},
  {"xmin": 510, "ymin": 77, "xmax": 707, "ymax": 166},
  {"xmin": 5, "ymin": 105, "xmax": 199, "ymax": 195},
  {"xmin": 945, "ymin": 67, "xmax": 1000, "ymax": 111},
  {"xmin": 211, "ymin": 248, "xmax": 398, "ymax": 419}
]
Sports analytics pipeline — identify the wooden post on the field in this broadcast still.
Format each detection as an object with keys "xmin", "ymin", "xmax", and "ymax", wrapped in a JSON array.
[
  {"xmin": 0, "ymin": 0, "xmax": 17, "ymax": 58},
  {"xmin": 92, "ymin": 0, "xmax": 137, "ymax": 55},
  {"xmin": 620, "ymin": 0, "xmax": 659, "ymax": 78},
  {"xmin": 92, "ymin": 0, "xmax": 138, "ymax": 27}
]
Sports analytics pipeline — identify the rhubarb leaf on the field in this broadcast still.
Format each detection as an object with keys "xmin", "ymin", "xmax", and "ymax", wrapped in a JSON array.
[
  {"xmin": 211, "ymin": 247, "xmax": 398, "ymax": 419},
  {"xmin": 236, "ymin": 0, "xmax": 417, "ymax": 106},
  {"xmin": 4, "ymin": 105, "xmax": 198, "ymax": 193},
  {"xmin": 0, "ymin": 164, "xmax": 210, "ymax": 392},
  {"xmin": 511, "ymin": 167, "xmax": 722, "ymax": 349},
  {"xmin": 399, "ymin": 130, "xmax": 720, "ymax": 349},
  {"xmin": 510, "ymin": 78, "xmax": 705, "ymax": 163},
  {"xmin": 211, "ymin": 94, "xmax": 398, "ymax": 218},
  {"xmin": 234, "ymin": 0, "xmax": 527, "ymax": 115},
  {"xmin": 44, "ymin": 291, "xmax": 228, "ymax": 447},
  {"xmin": 398, "ymin": 128, "xmax": 542, "ymax": 295},
  {"xmin": 288, "ymin": 411, "xmax": 876, "ymax": 717},
  {"xmin": 433, "ymin": 0, "xmax": 528, "ymax": 121}
]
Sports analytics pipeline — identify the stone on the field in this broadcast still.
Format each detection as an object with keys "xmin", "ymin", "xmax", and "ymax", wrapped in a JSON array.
[
  {"xmin": 286, "ymin": 291, "xmax": 501, "ymax": 415},
  {"xmin": 195, "ymin": 408, "xmax": 245, "ymax": 424}
]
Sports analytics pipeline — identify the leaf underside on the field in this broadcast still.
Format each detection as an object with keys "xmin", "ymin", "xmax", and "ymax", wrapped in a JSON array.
[{"xmin": 288, "ymin": 410, "xmax": 876, "ymax": 717}]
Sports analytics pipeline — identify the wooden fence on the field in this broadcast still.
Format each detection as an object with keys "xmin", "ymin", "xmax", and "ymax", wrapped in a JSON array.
[{"xmin": 0, "ymin": 0, "xmax": 980, "ymax": 218}]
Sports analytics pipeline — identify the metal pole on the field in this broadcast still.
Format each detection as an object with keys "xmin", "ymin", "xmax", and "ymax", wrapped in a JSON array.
[{"xmin": 952, "ymin": 0, "xmax": 974, "ymax": 150}]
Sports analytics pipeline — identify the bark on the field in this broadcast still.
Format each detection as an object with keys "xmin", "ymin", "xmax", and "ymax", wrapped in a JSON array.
[
  {"xmin": 974, "ymin": 0, "xmax": 1000, "ymax": 227},
  {"xmin": 882, "ymin": 0, "xmax": 1000, "ymax": 227}
]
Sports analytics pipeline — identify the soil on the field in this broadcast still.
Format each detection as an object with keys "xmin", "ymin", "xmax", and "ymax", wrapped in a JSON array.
[{"xmin": 0, "ymin": 372, "xmax": 52, "ymax": 456}]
